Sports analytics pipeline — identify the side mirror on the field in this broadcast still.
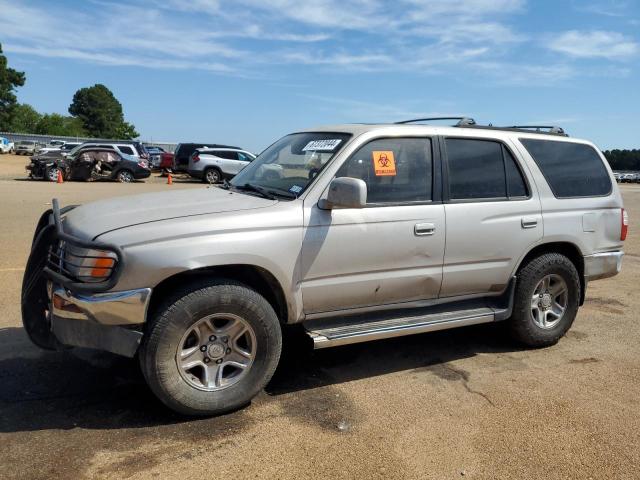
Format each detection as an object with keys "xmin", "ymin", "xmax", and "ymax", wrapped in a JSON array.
[{"xmin": 318, "ymin": 177, "xmax": 367, "ymax": 210}]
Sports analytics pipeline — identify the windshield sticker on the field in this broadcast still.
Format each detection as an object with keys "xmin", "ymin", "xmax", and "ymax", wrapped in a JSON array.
[
  {"xmin": 302, "ymin": 139, "xmax": 342, "ymax": 151},
  {"xmin": 372, "ymin": 151, "xmax": 396, "ymax": 176},
  {"xmin": 289, "ymin": 185, "xmax": 303, "ymax": 194}
]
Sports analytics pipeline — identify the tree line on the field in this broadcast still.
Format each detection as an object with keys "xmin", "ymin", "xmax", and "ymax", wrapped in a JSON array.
[
  {"xmin": 603, "ymin": 150, "xmax": 640, "ymax": 171},
  {"xmin": 0, "ymin": 43, "xmax": 138, "ymax": 139}
]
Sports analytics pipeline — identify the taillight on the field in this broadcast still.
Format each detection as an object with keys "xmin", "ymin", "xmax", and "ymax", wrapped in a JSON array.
[
  {"xmin": 193, "ymin": 154, "xmax": 200, "ymax": 163},
  {"xmin": 621, "ymin": 208, "xmax": 628, "ymax": 241}
]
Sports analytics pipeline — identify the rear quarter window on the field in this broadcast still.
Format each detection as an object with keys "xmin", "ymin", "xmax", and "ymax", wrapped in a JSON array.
[{"xmin": 520, "ymin": 138, "xmax": 611, "ymax": 198}]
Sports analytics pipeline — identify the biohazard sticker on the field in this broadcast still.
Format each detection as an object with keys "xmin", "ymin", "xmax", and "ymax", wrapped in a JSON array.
[{"xmin": 372, "ymin": 151, "xmax": 396, "ymax": 176}]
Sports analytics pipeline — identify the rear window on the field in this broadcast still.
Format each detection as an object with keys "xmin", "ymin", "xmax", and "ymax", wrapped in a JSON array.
[{"xmin": 520, "ymin": 139, "xmax": 611, "ymax": 198}]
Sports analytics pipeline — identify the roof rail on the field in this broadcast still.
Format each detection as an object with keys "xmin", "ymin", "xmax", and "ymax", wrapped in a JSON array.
[
  {"xmin": 504, "ymin": 125, "xmax": 566, "ymax": 135},
  {"xmin": 395, "ymin": 117, "xmax": 476, "ymax": 126}
]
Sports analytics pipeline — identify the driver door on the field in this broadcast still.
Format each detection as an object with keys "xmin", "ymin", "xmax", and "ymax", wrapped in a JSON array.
[{"xmin": 300, "ymin": 137, "xmax": 445, "ymax": 314}]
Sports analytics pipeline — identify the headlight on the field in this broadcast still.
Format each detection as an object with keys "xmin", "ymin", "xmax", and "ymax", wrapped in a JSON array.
[{"xmin": 64, "ymin": 245, "xmax": 118, "ymax": 282}]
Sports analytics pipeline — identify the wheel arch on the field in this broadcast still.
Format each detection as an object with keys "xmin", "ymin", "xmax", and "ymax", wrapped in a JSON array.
[
  {"xmin": 147, "ymin": 264, "xmax": 289, "ymax": 325},
  {"xmin": 515, "ymin": 242, "xmax": 586, "ymax": 305}
]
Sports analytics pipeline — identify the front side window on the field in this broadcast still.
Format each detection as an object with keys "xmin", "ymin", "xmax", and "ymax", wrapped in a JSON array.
[
  {"xmin": 446, "ymin": 138, "xmax": 528, "ymax": 200},
  {"xmin": 237, "ymin": 152, "xmax": 253, "ymax": 162},
  {"xmin": 520, "ymin": 138, "xmax": 611, "ymax": 198},
  {"xmin": 335, "ymin": 137, "xmax": 432, "ymax": 204},
  {"xmin": 231, "ymin": 132, "xmax": 351, "ymax": 197}
]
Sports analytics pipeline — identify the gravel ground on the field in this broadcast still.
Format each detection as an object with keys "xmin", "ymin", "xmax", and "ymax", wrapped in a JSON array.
[{"xmin": 1, "ymin": 153, "xmax": 639, "ymax": 479}]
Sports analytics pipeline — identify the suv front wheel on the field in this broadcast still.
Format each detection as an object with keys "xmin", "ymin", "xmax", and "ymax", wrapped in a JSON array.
[
  {"xmin": 509, "ymin": 253, "xmax": 580, "ymax": 347},
  {"xmin": 139, "ymin": 279, "xmax": 282, "ymax": 416}
]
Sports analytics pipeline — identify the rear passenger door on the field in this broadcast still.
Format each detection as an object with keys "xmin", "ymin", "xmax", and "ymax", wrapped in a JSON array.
[
  {"xmin": 213, "ymin": 150, "xmax": 242, "ymax": 174},
  {"xmin": 440, "ymin": 137, "xmax": 542, "ymax": 298}
]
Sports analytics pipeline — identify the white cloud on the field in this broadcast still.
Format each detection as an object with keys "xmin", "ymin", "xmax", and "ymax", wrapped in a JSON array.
[{"xmin": 548, "ymin": 30, "xmax": 639, "ymax": 59}]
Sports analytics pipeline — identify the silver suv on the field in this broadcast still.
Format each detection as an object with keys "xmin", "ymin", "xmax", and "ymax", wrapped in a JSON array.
[
  {"xmin": 22, "ymin": 118, "xmax": 626, "ymax": 416},
  {"xmin": 187, "ymin": 148, "xmax": 256, "ymax": 183}
]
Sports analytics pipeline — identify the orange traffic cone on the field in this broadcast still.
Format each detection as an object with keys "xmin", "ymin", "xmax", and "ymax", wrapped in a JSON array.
[
  {"xmin": 57, "ymin": 170, "xmax": 63, "ymax": 184},
  {"xmin": 167, "ymin": 173, "xmax": 173, "ymax": 185}
]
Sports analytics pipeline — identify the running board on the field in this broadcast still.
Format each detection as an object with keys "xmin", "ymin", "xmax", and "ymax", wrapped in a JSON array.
[{"xmin": 306, "ymin": 307, "xmax": 497, "ymax": 349}]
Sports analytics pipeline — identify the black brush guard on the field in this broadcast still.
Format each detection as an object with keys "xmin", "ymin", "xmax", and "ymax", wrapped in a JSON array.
[{"xmin": 21, "ymin": 199, "xmax": 124, "ymax": 349}]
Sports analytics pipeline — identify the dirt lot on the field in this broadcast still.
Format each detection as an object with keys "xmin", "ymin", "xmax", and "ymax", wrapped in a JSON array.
[{"xmin": 1, "ymin": 153, "xmax": 639, "ymax": 479}]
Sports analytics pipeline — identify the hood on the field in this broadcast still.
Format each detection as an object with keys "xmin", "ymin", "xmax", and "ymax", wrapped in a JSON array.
[{"xmin": 62, "ymin": 187, "xmax": 277, "ymax": 240}]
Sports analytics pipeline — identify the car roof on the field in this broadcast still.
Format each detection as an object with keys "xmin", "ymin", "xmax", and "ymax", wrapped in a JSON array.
[
  {"xmin": 76, "ymin": 147, "xmax": 119, "ymax": 153},
  {"xmin": 298, "ymin": 123, "xmax": 595, "ymax": 146},
  {"xmin": 198, "ymin": 147, "xmax": 250, "ymax": 152}
]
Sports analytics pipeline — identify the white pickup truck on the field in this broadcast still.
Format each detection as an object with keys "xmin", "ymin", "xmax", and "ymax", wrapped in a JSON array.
[{"xmin": 0, "ymin": 137, "xmax": 15, "ymax": 154}]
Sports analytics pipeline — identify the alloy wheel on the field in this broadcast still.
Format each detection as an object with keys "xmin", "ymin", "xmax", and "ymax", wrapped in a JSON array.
[
  {"xmin": 531, "ymin": 274, "xmax": 568, "ymax": 329},
  {"xmin": 176, "ymin": 313, "xmax": 256, "ymax": 391}
]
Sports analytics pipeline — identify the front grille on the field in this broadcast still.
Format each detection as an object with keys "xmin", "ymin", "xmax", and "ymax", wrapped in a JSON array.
[{"xmin": 46, "ymin": 241, "xmax": 118, "ymax": 284}]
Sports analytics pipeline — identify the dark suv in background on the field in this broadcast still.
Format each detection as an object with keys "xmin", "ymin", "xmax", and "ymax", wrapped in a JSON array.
[{"xmin": 173, "ymin": 143, "xmax": 240, "ymax": 172}]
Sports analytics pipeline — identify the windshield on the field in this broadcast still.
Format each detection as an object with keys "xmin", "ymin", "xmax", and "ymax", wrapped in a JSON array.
[{"xmin": 230, "ymin": 132, "xmax": 351, "ymax": 197}]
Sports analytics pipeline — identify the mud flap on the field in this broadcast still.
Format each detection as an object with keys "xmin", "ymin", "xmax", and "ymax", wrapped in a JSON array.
[{"xmin": 21, "ymin": 219, "xmax": 62, "ymax": 350}]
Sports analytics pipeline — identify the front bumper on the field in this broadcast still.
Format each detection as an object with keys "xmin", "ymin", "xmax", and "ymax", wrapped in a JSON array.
[
  {"xmin": 49, "ymin": 285, "xmax": 151, "ymax": 357},
  {"xmin": 584, "ymin": 251, "xmax": 624, "ymax": 281},
  {"xmin": 22, "ymin": 199, "xmax": 148, "ymax": 357}
]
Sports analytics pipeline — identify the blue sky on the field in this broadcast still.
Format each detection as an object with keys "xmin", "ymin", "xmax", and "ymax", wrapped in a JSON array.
[{"xmin": 1, "ymin": 0, "xmax": 639, "ymax": 151}]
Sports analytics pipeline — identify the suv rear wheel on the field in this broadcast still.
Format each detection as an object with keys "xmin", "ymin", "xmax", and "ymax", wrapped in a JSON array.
[
  {"xmin": 204, "ymin": 168, "xmax": 221, "ymax": 184},
  {"xmin": 139, "ymin": 279, "xmax": 282, "ymax": 416},
  {"xmin": 116, "ymin": 169, "xmax": 134, "ymax": 183},
  {"xmin": 508, "ymin": 253, "xmax": 580, "ymax": 347}
]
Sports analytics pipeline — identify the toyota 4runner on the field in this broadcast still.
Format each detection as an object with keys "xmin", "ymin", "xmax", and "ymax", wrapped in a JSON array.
[{"xmin": 22, "ymin": 118, "xmax": 627, "ymax": 415}]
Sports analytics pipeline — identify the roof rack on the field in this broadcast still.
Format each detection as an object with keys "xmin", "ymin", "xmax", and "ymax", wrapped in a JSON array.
[
  {"xmin": 503, "ymin": 125, "xmax": 566, "ymax": 135},
  {"xmin": 394, "ymin": 117, "xmax": 476, "ymax": 127},
  {"xmin": 392, "ymin": 116, "xmax": 568, "ymax": 136}
]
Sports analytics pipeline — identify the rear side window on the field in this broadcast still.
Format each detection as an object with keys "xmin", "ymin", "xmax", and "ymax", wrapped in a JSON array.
[
  {"xmin": 336, "ymin": 137, "xmax": 432, "ymax": 204},
  {"xmin": 446, "ymin": 138, "xmax": 528, "ymax": 200},
  {"xmin": 520, "ymin": 139, "xmax": 611, "ymax": 198},
  {"xmin": 213, "ymin": 150, "xmax": 237, "ymax": 160},
  {"xmin": 118, "ymin": 146, "xmax": 135, "ymax": 155}
]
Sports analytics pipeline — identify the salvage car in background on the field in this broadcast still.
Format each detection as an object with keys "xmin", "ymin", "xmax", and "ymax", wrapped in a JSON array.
[
  {"xmin": 15, "ymin": 140, "xmax": 45, "ymax": 155},
  {"xmin": 173, "ymin": 142, "xmax": 241, "ymax": 172},
  {"xmin": 145, "ymin": 146, "xmax": 166, "ymax": 169},
  {"xmin": 26, "ymin": 147, "xmax": 150, "ymax": 182},
  {"xmin": 188, "ymin": 147, "xmax": 256, "ymax": 183},
  {"xmin": 64, "ymin": 141, "xmax": 150, "ymax": 165},
  {"xmin": 0, "ymin": 136, "xmax": 14, "ymax": 154}
]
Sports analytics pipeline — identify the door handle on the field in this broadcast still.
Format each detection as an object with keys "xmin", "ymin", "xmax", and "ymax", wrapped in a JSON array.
[
  {"xmin": 415, "ymin": 223, "xmax": 435, "ymax": 236},
  {"xmin": 521, "ymin": 217, "xmax": 538, "ymax": 229}
]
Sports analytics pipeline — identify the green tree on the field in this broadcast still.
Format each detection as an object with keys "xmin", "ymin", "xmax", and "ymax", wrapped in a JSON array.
[
  {"xmin": 113, "ymin": 121, "xmax": 139, "ymax": 140},
  {"xmin": 0, "ymin": 43, "xmax": 26, "ymax": 130},
  {"xmin": 35, "ymin": 113, "xmax": 86, "ymax": 137},
  {"xmin": 68, "ymin": 84, "xmax": 138, "ymax": 139},
  {"xmin": 603, "ymin": 149, "xmax": 640, "ymax": 171},
  {"xmin": 8, "ymin": 103, "xmax": 42, "ymax": 132}
]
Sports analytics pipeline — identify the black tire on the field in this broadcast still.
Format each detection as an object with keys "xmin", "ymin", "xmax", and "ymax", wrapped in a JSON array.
[
  {"xmin": 45, "ymin": 166, "xmax": 62, "ymax": 182},
  {"xmin": 139, "ymin": 279, "xmax": 282, "ymax": 416},
  {"xmin": 116, "ymin": 169, "xmax": 134, "ymax": 183},
  {"xmin": 203, "ymin": 168, "xmax": 221, "ymax": 184},
  {"xmin": 508, "ymin": 253, "xmax": 580, "ymax": 347}
]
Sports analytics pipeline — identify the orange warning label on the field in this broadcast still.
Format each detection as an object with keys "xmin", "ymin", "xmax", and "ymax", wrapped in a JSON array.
[{"xmin": 372, "ymin": 151, "xmax": 396, "ymax": 176}]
